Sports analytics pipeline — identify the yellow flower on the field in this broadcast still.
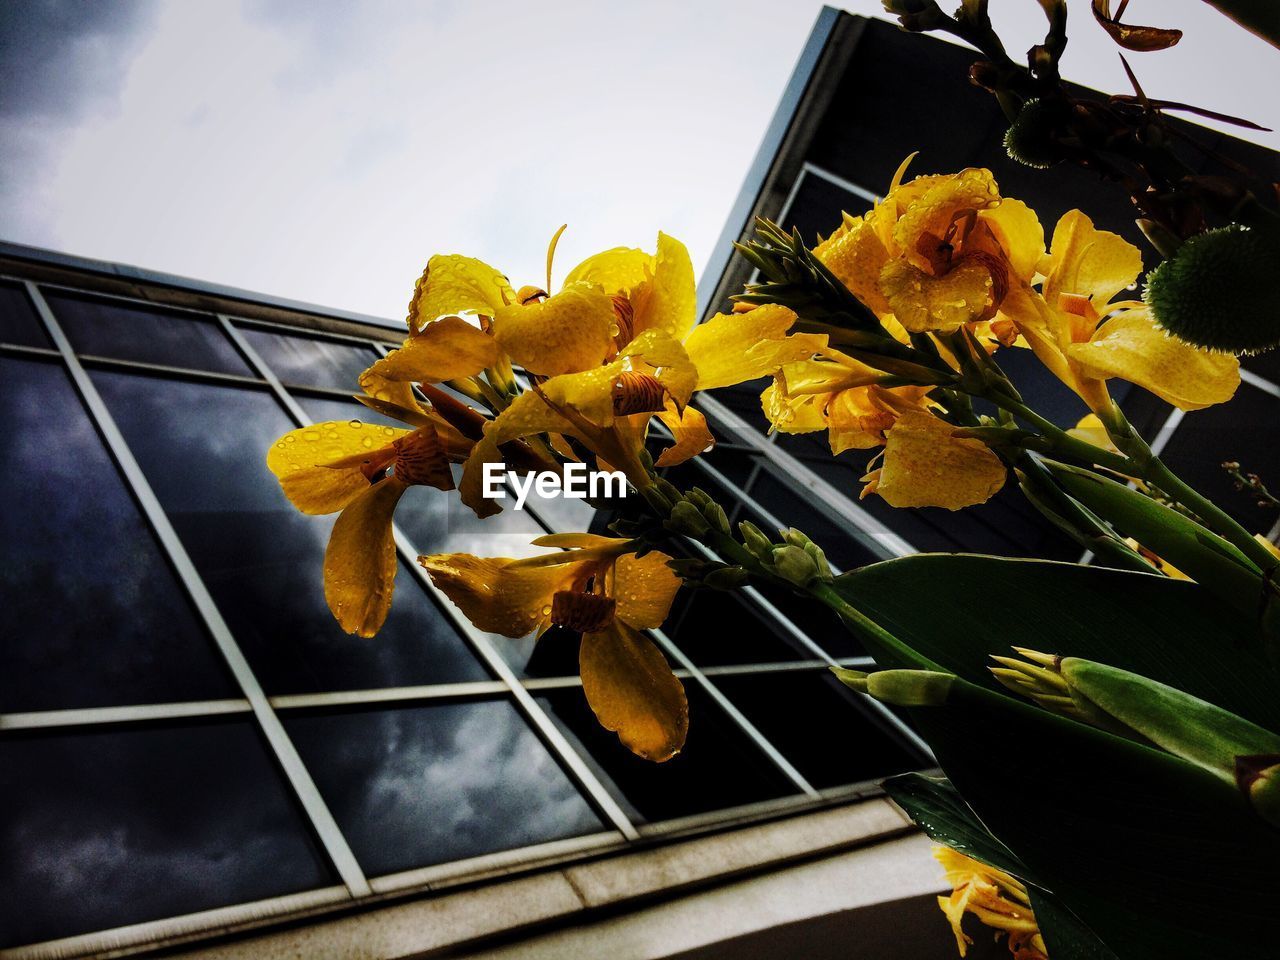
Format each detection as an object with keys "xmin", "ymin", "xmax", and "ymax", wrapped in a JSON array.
[
  {"xmin": 934, "ymin": 846, "xmax": 1047, "ymax": 960},
  {"xmin": 1005, "ymin": 210, "xmax": 1240, "ymax": 414},
  {"xmin": 816, "ymin": 161, "xmax": 1045, "ymax": 336},
  {"xmin": 861, "ymin": 408, "xmax": 1007, "ymax": 511},
  {"xmin": 421, "ymin": 535, "xmax": 688, "ymax": 761},
  {"xmin": 267, "ymin": 420, "xmax": 464, "ymax": 637}
]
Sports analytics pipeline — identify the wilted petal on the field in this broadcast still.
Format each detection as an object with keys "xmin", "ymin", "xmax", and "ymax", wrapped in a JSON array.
[
  {"xmin": 267, "ymin": 420, "xmax": 408, "ymax": 515},
  {"xmin": 1091, "ymin": 0, "xmax": 1182, "ymax": 51},
  {"xmin": 873, "ymin": 410, "xmax": 1006, "ymax": 510},
  {"xmin": 655, "ymin": 401, "xmax": 714, "ymax": 467},
  {"xmin": 407, "ymin": 254, "xmax": 513, "ymax": 333},
  {"xmin": 1068, "ymin": 308, "xmax": 1240, "ymax": 411},
  {"xmin": 580, "ymin": 621, "xmax": 688, "ymax": 762},
  {"xmin": 324, "ymin": 478, "xmax": 408, "ymax": 637}
]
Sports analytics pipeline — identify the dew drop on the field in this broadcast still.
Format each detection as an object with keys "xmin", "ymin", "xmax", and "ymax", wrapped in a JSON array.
[
  {"xmin": 303, "ymin": 430, "xmax": 320, "ymax": 441},
  {"xmin": 349, "ymin": 419, "xmax": 362, "ymax": 428},
  {"xmin": 540, "ymin": 604, "xmax": 552, "ymax": 616},
  {"xmin": 361, "ymin": 437, "xmax": 374, "ymax": 448},
  {"xmin": 284, "ymin": 435, "xmax": 297, "ymax": 443}
]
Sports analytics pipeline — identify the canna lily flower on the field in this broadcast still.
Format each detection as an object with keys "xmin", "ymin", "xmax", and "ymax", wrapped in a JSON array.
[
  {"xmin": 934, "ymin": 846, "xmax": 1047, "ymax": 960},
  {"xmin": 815, "ymin": 160, "xmax": 1044, "ymax": 337},
  {"xmin": 267, "ymin": 419, "xmax": 466, "ymax": 637},
  {"xmin": 421, "ymin": 534, "xmax": 688, "ymax": 761},
  {"xmin": 1003, "ymin": 210, "xmax": 1240, "ymax": 414}
]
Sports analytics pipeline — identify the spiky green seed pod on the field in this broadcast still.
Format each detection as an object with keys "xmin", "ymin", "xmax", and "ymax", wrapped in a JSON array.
[
  {"xmin": 1144, "ymin": 224, "xmax": 1280, "ymax": 353},
  {"xmin": 1003, "ymin": 98, "xmax": 1068, "ymax": 169}
]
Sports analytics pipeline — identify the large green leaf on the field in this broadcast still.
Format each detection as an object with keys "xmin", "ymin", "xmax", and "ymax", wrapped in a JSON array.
[
  {"xmin": 831, "ymin": 557, "xmax": 1280, "ymax": 957},
  {"xmin": 833, "ymin": 555, "xmax": 1280, "ymax": 730}
]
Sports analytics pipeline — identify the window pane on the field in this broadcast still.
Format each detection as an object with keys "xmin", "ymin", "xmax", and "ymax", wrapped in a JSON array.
[
  {"xmin": 664, "ymin": 588, "xmax": 806, "ymax": 666},
  {"xmin": 91, "ymin": 371, "xmax": 491, "ymax": 693},
  {"xmin": 284, "ymin": 700, "xmax": 604, "ymax": 876},
  {"xmin": 0, "ymin": 281, "xmax": 50, "ymax": 348},
  {"xmin": 714, "ymin": 671, "xmax": 925, "ymax": 789},
  {"xmin": 0, "ymin": 355, "xmax": 233, "ymax": 711},
  {"xmin": 45, "ymin": 291, "xmax": 252, "ymax": 375},
  {"xmin": 239, "ymin": 326, "xmax": 379, "ymax": 390},
  {"xmin": 0, "ymin": 720, "xmax": 333, "ymax": 948},
  {"xmin": 537, "ymin": 685, "xmax": 798, "ymax": 824}
]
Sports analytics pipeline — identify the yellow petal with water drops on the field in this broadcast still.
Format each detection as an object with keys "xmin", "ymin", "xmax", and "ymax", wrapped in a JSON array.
[
  {"xmin": 979, "ymin": 198, "xmax": 1044, "ymax": 282},
  {"xmin": 622, "ymin": 328, "xmax": 698, "ymax": 410},
  {"xmin": 564, "ymin": 247, "xmax": 653, "ymax": 295},
  {"xmin": 827, "ymin": 387, "xmax": 896, "ymax": 454},
  {"xmin": 654, "ymin": 401, "xmax": 714, "ymax": 467},
  {"xmin": 1044, "ymin": 210, "xmax": 1142, "ymax": 307},
  {"xmin": 894, "ymin": 168, "xmax": 1000, "ymax": 268},
  {"xmin": 493, "ymin": 284, "xmax": 615, "ymax": 377},
  {"xmin": 407, "ymin": 254, "xmax": 513, "ymax": 333},
  {"xmin": 761, "ymin": 381, "xmax": 828, "ymax": 435},
  {"xmin": 419, "ymin": 553, "xmax": 591, "ymax": 638},
  {"xmin": 1067, "ymin": 308, "xmax": 1240, "ymax": 411},
  {"xmin": 630, "ymin": 233, "xmax": 697, "ymax": 341},
  {"xmin": 323, "ymin": 477, "xmax": 408, "ymax": 637},
  {"xmin": 684, "ymin": 305, "xmax": 803, "ymax": 390},
  {"xmin": 358, "ymin": 366, "xmax": 428, "ymax": 419},
  {"xmin": 873, "ymin": 409, "xmax": 1006, "ymax": 510},
  {"xmin": 530, "ymin": 532, "xmax": 622, "ymax": 550},
  {"xmin": 610, "ymin": 550, "xmax": 682, "ymax": 629},
  {"xmin": 267, "ymin": 421, "xmax": 408, "ymax": 515},
  {"xmin": 580, "ymin": 621, "xmax": 688, "ymax": 762},
  {"xmin": 815, "ymin": 215, "xmax": 893, "ymax": 317},
  {"xmin": 879, "ymin": 258, "xmax": 993, "ymax": 334},
  {"xmin": 367, "ymin": 317, "xmax": 499, "ymax": 385}
]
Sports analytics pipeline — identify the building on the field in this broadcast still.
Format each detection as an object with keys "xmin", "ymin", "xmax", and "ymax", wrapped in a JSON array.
[{"xmin": 2, "ymin": 8, "xmax": 1277, "ymax": 959}]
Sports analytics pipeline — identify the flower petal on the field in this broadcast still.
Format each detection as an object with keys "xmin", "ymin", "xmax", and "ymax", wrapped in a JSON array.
[
  {"xmin": 654, "ymin": 401, "xmax": 714, "ymax": 467},
  {"xmin": 493, "ymin": 284, "xmax": 615, "ymax": 377},
  {"xmin": 827, "ymin": 387, "xmax": 897, "ymax": 454},
  {"xmin": 324, "ymin": 478, "xmax": 407, "ymax": 637},
  {"xmin": 419, "ymin": 553, "xmax": 591, "ymax": 637},
  {"xmin": 815, "ymin": 216, "xmax": 893, "ymax": 316},
  {"xmin": 580, "ymin": 621, "xmax": 688, "ymax": 762},
  {"xmin": 894, "ymin": 168, "xmax": 1000, "ymax": 269},
  {"xmin": 1044, "ymin": 210, "xmax": 1143, "ymax": 308},
  {"xmin": 366, "ymin": 317, "xmax": 499, "ymax": 385},
  {"xmin": 407, "ymin": 254, "xmax": 513, "ymax": 333},
  {"xmin": 563, "ymin": 246, "xmax": 653, "ymax": 294},
  {"xmin": 610, "ymin": 550, "xmax": 681, "ymax": 629},
  {"xmin": 1067, "ymin": 308, "xmax": 1240, "ymax": 411},
  {"xmin": 979, "ymin": 198, "xmax": 1044, "ymax": 282},
  {"xmin": 267, "ymin": 420, "xmax": 408, "ymax": 515},
  {"xmin": 683, "ymin": 305, "xmax": 808, "ymax": 390},
  {"xmin": 630, "ymin": 232, "xmax": 696, "ymax": 342},
  {"xmin": 879, "ymin": 258, "xmax": 993, "ymax": 333},
  {"xmin": 873, "ymin": 409, "xmax": 1006, "ymax": 510}
]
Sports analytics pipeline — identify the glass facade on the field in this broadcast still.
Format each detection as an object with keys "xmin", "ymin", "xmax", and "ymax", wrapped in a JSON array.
[{"xmin": 0, "ymin": 269, "xmax": 929, "ymax": 955}]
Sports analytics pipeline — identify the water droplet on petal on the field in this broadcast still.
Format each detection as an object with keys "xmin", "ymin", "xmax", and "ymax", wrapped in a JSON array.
[
  {"xmin": 349, "ymin": 419, "xmax": 362, "ymax": 428},
  {"xmin": 284, "ymin": 435, "xmax": 297, "ymax": 443},
  {"xmin": 303, "ymin": 430, "xmax": 320, "ymax": 441},
  {"xmin": 540, "ymin": 604, "xmax": 552, "ymax": 616}
]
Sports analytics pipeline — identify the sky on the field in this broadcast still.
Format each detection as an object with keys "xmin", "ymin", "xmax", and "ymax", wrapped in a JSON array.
[{"xmin": 1, "ymin": 0, "xmax": 1276, "ymax": 321}]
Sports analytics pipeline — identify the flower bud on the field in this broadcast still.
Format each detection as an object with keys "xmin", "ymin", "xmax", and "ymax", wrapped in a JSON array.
[
  {"xmin": 665, "ymin": 501, "xmax": 711, "ymax": 538},
  {"xmin": 739, "ymin": 521, "xmax": 775, "ymax": 562},
  {"xmin": 701, "ymin": 500, "xmax": 731, "ymax": 535},
  {"xmin": 770, "ymin": 544, "xmax": 820, "ymax": 586},
  {"xmin": 703, "ymin": 565, "xmax": 749, "ymax": 590},
  {"xmin": 832, "ymin": 667, "xmax": 954, "ymax": 706},
  {"xmin": 638, "ymin": 485, "xmax": 674, "ymax": 517}
]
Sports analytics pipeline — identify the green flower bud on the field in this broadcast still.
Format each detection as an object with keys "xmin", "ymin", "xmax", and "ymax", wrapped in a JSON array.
[
  {"xmin": 803, "ymin": 541, "xmax": 834, "ymax": 581},
  {"xmin": 1003, "ymin": 98, "xmax": 1068, "ymax": 170},
  {"xmin": 782, "ymin": 527, "xmax": 812, "ymax": 548},
  {"xmin": 655, "ymin": 477, "xmax": 683, "ymax": 505},
  {"xmin": 1237, "ymin": 756, "xmax": 1280, "ymax": 828},
  {"xmin": 770, "ymin": 544, "xmax": 820, "ymax": 586},
  {"xmin": 703, "ymin": 565, "xmax": 749, "ymax": 590},
  {"xmin": 832, "ymin": 667, "xmax": 954, "ymax": 706},
  {"xmin": 665, "ymin": 501, "xmax": 711, "ymax": 538},
  {"xmin": 701, "ymin": 500, "xmax": 731, "ymax": 535},
  {"xmin": 1145, "ymin": 224, "xmax": 1280, "ymax": 353},
  {"xmin": 638, "ymin": 485, "xmax": 674, "ymax": 517},
  {"xmin": 739, "ymin": 521, "xmax": 775, "ymax": 562}
]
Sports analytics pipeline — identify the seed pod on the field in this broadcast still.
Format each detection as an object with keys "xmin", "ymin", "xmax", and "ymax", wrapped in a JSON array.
[{"xmin": 1003, "ymin": 98, "xmax": 1069, "ymax": 169}]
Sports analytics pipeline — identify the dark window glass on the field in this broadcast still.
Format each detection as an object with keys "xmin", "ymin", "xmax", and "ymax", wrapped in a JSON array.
[
  {"xmin": 284, "ymin": 700, "xmax": 603, "ymax": 876},
  {"xmin": 1158, "ymin": 382, "xmax": 1280, "ymax": 532},
  {"xmin": 45, "ymin": 292, "xmax": 252, "ymax": 376},
  {"xmin": 0, "ymin": 356, "xmax": 232, "ymax": 711},
  {"xmin": 779, "ymin": 168, "xmax": 873, "ymax": 247},
  {"xmin": 91, "ymin": 371, "xmax": 490, "ymax": 693},
  {"xmin": 0, "ymin": 281, "xmax": 50, "ymax": 347},
  {"xmin": 664, "ymin": 587, "xmax": 806, "ymax": 666},
  {"xmin": 537, "ymin": 685, "xmax": 798, "ymax": 823},
  {"xmin": 0, "ymin": 720, "xmax": 333, "ymax": 948},
  {"xmin": 714, "ymin": 671, "xmax": 925, "ymax": 789},
  {"xmin": 239, "ymin": 327, "xmax": 379, "ymax": 391}
]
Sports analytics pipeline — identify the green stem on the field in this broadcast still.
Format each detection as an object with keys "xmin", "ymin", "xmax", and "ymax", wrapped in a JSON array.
[{"xmin": 810, "ymin": 581, "xmax": 944, "ymax": 672}]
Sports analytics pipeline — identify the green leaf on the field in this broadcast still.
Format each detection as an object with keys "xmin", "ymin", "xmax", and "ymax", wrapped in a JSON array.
[
  {"xmin": 884, "ymin": 773, "xmax": 1118, "ymax": 959},
  {"xmin": 833, "ymin": 554, "xmax": 1280, "ymax": 731}
]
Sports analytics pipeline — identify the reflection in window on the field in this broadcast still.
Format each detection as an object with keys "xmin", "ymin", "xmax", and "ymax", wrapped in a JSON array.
[
  {"xmin": 0, "ymin": 356, "xmax": 233, "ymax": 711},
  {"xmin": 45, "ymin": 292, "xmax": 252, "ymax": 376},
  {"xmin": 0, "ymin": 281, "xmax": 50, "ymax": 348},
  {"xmin": 238, "ymin": 326, "xmax": 379, "ymax": 390},
  {"xmin": 714, "ymin": 670, "xmax": 925, "ymax": 789},
  {"xmin": 538, "ymin": 685, "xmax": 798, "ymax": 823},
  {"xmin": 0, "ymin": 720, "xmax": 333, "ymax": 948},
  {"xmin": 285, "ymin": 700, "xmax": 604, "ymax": 876},
  {"xmin": 91, "ymin": 371, "xmax": 491, "ymax": 693}
]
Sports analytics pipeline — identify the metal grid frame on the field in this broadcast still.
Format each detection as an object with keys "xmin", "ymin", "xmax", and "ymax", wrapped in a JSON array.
[{"xmin": 0, "ymin": 270, "xmax": 932, "ymax": 959}]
